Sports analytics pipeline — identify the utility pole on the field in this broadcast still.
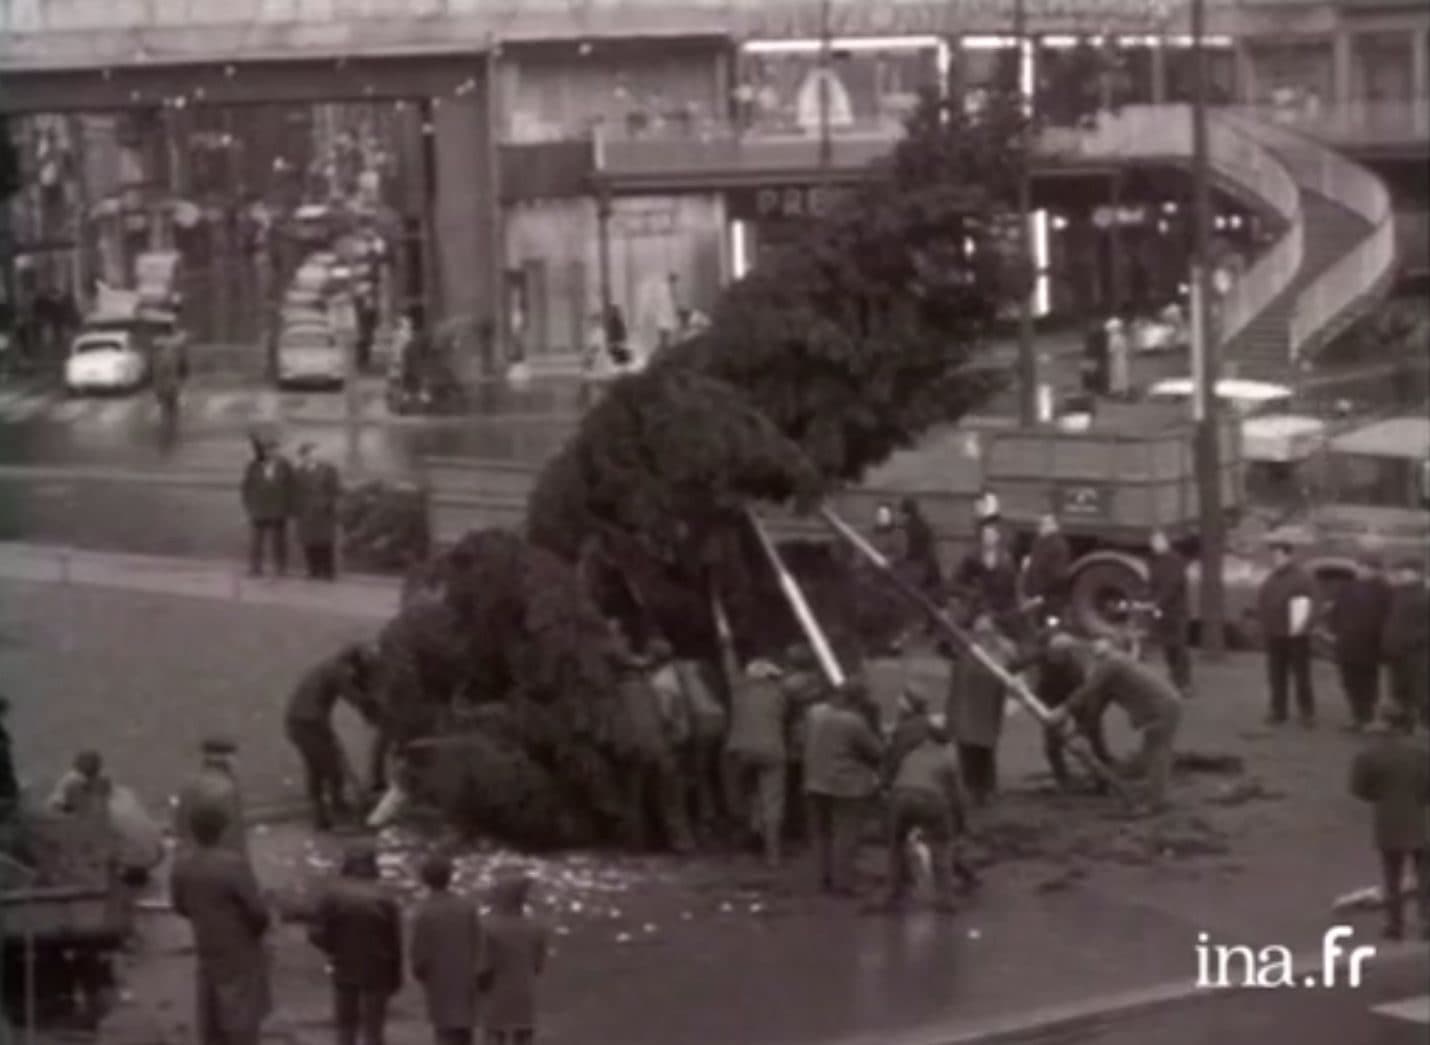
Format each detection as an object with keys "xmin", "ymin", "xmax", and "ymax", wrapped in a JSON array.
[
  {"xmin": 1014, "ymin": 0, "xmax": 1038, "ymax": 425},
  {"xmin": 1190, "ymin": 0, "xmax": 1225, "ymax": 657},
  {"xmin": 818, "ymin": 0, "xmax": 833, "ymax": 172}
]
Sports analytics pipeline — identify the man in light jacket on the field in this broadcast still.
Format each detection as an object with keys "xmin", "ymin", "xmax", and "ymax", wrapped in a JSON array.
[
  {"xmin": 803, "ymin": 681, "xmax": 883, "ymax": 896},
  {"xmin": 1256, "ymin": 536, "xmax": 1317, "ymax": 727},
  {"xmin": 723, "ymin": 658, "xmax": 790, "ymax": 867}
]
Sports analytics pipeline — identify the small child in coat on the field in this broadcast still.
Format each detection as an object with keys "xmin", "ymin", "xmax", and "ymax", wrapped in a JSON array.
[
  {"xmin": 479, "ymin": 870, "xmax": 549, "ymax": 1045},
  {"xmin": 1349, "ymin": 702, "xmax": 1430, "ymax": 940}
]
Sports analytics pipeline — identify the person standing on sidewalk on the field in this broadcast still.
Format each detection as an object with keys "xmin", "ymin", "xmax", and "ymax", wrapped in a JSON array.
[
  {"xmin": 285, "ymin": 644, "xmax": 376, "ymax": 831},
  {"xmin": 803, "ymin": 681, "xmax": 884, "ymax": 897},
  {"xmin": 169, "ymin": 803, "xmax": 272, "ymax": 1045},
  {"xmin": 1326, "ymin": 554, "xmax": 1391, "ymax": 732},
  {"xmin": 1148, "ymin": 529, "xmax": 1193, "ymax": 698},
  {"xmin": 174, "ymin": 738, "xmax": 250, "ymax": 859},
  {"xmin": 723, "ymin": 657, "xmax": 791, "ymax": 868},
  {"xmin": 294, "ymin": 442, "xmax": 343, "ymax": 580},
  {"xmin": 612, "ymin": 629, "xmax": 695, "ymax": 854},
  {"xmin": 478, "ymin": 870, "xmax": 549, "ymax": 1045},
  {"xmin": 309, "ymin": 840, "xmax": 404, "ymax": 1045},
  {"xmin": 241, "ymin": 433, "xmax": 295, "ymax": 577},
  {"xmin": 1382, "ymin": 559, "xmax": 1429, "ymax": 730},
  {"xmin": 1348, "ymin": 702, "xmax": 1430, "ymax": 941},
  {"xmin": 1256, "ymin": 535, "xmax": 1317, "ymax": 728},
  {"xmin": 1048, "ymin": 638, "xmax": 1183, "ymax": 811},
  {"xmin": 411, "ymin": 851, "xmax": 483, "ymax": 1045}
]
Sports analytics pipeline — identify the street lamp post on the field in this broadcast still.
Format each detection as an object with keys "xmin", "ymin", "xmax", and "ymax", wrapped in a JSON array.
[
  {"xmin": 818, "ymin": 0, "xmax": 833, "ymax": 172},
  {"xmin": 1190, "ymin": 0, "xmax": 1226, "ymax": 657},
  {"xmin": 1014, "ymin": 0, "xmax": 1039, "ymax": 426}
]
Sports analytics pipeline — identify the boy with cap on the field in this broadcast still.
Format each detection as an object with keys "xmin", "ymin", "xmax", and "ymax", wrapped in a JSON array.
[
  {"xmin": 411, "ymin": 851, "xmax": 483, "ymax": 1045},
  {"xmin": 1349, "ymin": 702, "xmax": 1430, "ymax": 940},
  {"xmin": 309, "ymin": 840, "xmax": 404, "ymax": 1045},
  {"xmin": 174, "ymin": 738, "xmax": 249, "ymax": 857}
]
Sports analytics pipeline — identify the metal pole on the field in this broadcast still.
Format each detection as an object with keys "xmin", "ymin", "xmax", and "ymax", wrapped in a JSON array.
[
  {"xmin": 1190, "ymin": 0, "xmax": 1225, "ymax": 658},
  {"xmin": 745, "ymin": 510, "xmax": 847, "ymax": 688},
  {"xmin": 1015, "ymin": 0, "xmax": 1038, "ymax": 425},
  {"xmin": 818, "ymin": 0, "xmax": 833, "ymax": 172},
  {"xmin": 820, "ymin": 506, "xmax": 1134, "ymax": 801}
]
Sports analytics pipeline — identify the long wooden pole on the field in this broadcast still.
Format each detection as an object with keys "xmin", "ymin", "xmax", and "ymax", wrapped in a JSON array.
[
  {"xmin": 819, "ymin": 506, "xmax": 1131, "ymax": 801},
  {"xmin": 746, "ymin": 510, "xmax": 847, "ymax": 688}
]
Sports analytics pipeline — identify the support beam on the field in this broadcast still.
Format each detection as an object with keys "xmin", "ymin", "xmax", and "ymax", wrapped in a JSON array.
[{"xmin": 746, "ymin": 510, "xmax": 847, "ymax": 689}]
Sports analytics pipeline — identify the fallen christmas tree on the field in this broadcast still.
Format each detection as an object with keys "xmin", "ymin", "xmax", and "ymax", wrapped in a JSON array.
[{"xmin": 365, "ymin": 88, "xmax": 1036, "ymax": 848}]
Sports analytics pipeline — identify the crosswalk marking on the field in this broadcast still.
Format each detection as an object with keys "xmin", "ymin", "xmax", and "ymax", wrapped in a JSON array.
[{"xmin": 1373, "ymin": 995, "xmax": 1430, "ymax": 1024}]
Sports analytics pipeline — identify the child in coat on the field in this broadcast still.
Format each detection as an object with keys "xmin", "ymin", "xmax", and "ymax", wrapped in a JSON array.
[
  {"xmin": 479, "ymin": 870, "xmax": 549, "ymax": 1045},
  {"xmin": 1349, "ymin": 702, "xmax": 1430, "ymax": 940}
]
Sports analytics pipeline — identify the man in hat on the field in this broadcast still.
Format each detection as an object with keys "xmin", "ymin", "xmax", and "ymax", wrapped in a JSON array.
[
  {"xmin": 293, "ymin": 442, "xmax": 343, "ymax": 580},
  {"xmin": 1256, "ymin": 535, "xmax": 1317, "ymax": 727},
  {"xmin": 803, "ymin": 681, "xmax": 884, "ymax": 896},
  {"xmin": 1382, "ymin": 559, "xmax": 1429, "ymax": 730},
  {"xmin": 1326, "ymin": 553, "xmax": 1391, "ymax": 732},
  {"xmin": 723, "ymin": 656, "xmax": 792, "ymax": 867},
  {"xmin": 174, "ymin": 738, "xmax": 249, "ymax": 858},
  {"xmin": 170, "ymin": 802, "xmax": 272, "ymax": 1045},
  {"xmin": 1349, "ymin": 701, "xmax": 1430, "ymax": 940},
  {"xmin": 309, "ymin": 839, "xmax": 404, "ymax": 1045},
  {"xmin": 1048, "ymin": 637, "xmax": 1183, "ymax": 811},
  {"xmin": 241, "ymin": 432, "xmax": 295, "ymax": 577},
  {"xmin": 286, "ymin": 645, "xmax": 377, "ymax": 831}
]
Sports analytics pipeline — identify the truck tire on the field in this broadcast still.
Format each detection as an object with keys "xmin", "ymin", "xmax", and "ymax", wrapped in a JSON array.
[{"xmin": 1069, "ymin": 556, "xmax": 1147, "ymax": 639}]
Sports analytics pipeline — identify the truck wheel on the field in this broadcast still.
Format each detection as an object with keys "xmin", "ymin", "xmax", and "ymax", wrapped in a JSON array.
[{"xmin": 1069, "ymin": 559, "xmax": 1144, "ymax": 639}]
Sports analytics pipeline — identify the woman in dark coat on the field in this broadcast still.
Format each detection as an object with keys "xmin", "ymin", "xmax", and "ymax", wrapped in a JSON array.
[
  {"xmin": 293, "ymin": 442, "xmax": 342, "ymax": 580},
  {"xmin": 944, "ymin": 614, "xmax": 1016, "ymax": 804},
  {"xmin": 899, "ymin": 496, "xmax": 944, "ymax": 601}
]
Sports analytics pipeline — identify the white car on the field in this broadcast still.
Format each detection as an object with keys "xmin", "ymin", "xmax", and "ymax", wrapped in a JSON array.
[
  {"xmin": 64, "ymin": 330, "xmax": 149, "ymax": 393},
  {"xmin": 276, "ymin": 327, "xmax": 345, "ymax": 389}
]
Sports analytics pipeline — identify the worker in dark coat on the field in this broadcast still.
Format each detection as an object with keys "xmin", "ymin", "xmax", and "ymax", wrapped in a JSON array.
[
  {"xmin": 1326, "ymin": 554, "xmax": 1392, "ymax": 731},
  {"xmin": 803, "ymin": 681, "xmax": 884, "ymax": 896},
  {"xmin": 285, "ymin": 645, "xmax": 376, "ymax": 830},
  {"xmin": 952, "ymin": 523, "xmax": 1020, "ymax": 633},
  {"xmin": 1049, "ymin": 638, "xmax": 1183, "ymax": 811},
  {"xmin": 611, "ymin": 628, "xmax": 695, "ymax": 854},
  {"xmin": 174, "ymin": 738, "xmax": 249, "ymax": 859},
  {"xmin": 169, "ymin": 803, "xmax": 272, "ymax": 1045},
  {"xmin": 241, "ymin": 434, "xmax": 295, "ymax": 577},
  {"xmin": 309, "ymin": 840, "xmax": 404, "ymax": 1045},
  {"xmin": 875, "ymin": 706, "xmax": 967, "ymax": 915},
  {"xmin": 293, "ymin": 442, "xmax": 343, "ymax": 580},
  {"xmin": 1022, "ymin": 514, "xmax": 1071, "ymax": 623},
  {"xmin": 411, "ymin": 851, "xmax": 483, "ymax": 1045},
  {"xmin": 1256, "ymin": 536, "xmax": 1317, "ymax": 727},
  {"xmin": 943, "ymin": 614, "xmax": 1016, "ymax": 805},
  {"xmin": 1381, "ymin": 559, "xmax": 1429, "ymax": 730},
  {"xmin": 1148, "ymin": 529, "xmax": 1193, "ymax": 697},
  {"xmin": 1008, "ymin": 633, "xmax": 1111, "ymax": 789},
  {"xmin": 1348, "ymin": 702, "xmax": 1430, "ymax": 940}
]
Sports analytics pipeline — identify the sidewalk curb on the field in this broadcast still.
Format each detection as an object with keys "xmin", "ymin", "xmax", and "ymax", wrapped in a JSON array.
[{"xmin": 850, "ymin": 942, "xmax": 1430, "ymax": 1045}]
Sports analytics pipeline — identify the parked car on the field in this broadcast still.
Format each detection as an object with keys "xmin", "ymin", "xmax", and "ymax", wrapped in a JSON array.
[
  {"xmin": 64, "ymin": 329, "xmax": 149, "ymax": 393},
  {"xmin": 1143, "ymin": 376, "xmax": 1294, "ymax": 417},
  {"xmin": 276, "ymin": 325, "xmax": 345, "ymax": 389}
]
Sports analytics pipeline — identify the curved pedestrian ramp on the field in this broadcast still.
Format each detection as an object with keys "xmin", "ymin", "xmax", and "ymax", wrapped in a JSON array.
[{"xmin": 1052, "ymin": 104, "xmax": 1395, "ymax": 387}]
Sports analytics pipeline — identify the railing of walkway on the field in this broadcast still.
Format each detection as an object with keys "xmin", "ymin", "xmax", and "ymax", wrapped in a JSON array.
[
  {"xmin": 1052, "ymin": 104, "xmax": 1303, "ymax": 347},
  {"xmin": 1223, "ymin": 112, "xmax": 1396, "ymax": 363}
]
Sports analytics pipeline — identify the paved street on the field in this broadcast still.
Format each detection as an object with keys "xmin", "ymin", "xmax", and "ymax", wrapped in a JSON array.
[
  {"xmin": 3, "ymin": 550, "xmax": 1420, "ymax": 1045},
  {"xmin": 1051, "ymin": 950, "xmax": 1430, "ymax": 1045}
]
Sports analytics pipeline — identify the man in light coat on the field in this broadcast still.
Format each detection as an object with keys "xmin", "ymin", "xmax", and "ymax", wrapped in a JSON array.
[
  {"xmin": 170, "ymin": 803, "xmax": 272, "ymax": 1045},
  {"xmin": 803, "ymin": 681, "xmax": 883, "ymax": 896}
]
